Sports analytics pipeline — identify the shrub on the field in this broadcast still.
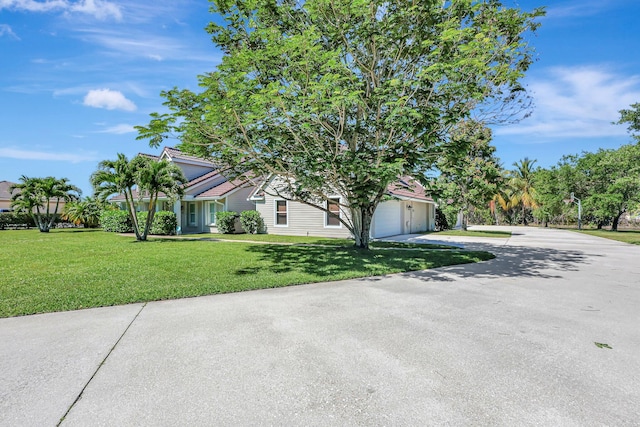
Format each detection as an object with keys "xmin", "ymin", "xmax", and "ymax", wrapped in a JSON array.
[
  {"xmin": 0, "ymin": 212, "xmax": 35, "ymax": 229},
  {"xmin": 100, "ymin": 210, "xmax": 133, "ymax": 233},
  {"xmin": 150, "ymin": 211, "xmax": 177, "ymax": 235},
  {"xmin": 216, "ymin": 211, "xmax": 238, "ymax": 234},
  {"xmin": 239, "ymin": 210, "xmax": 264, "ymax": 234},
  {"xmin": 435, "ymin": 207, "xmax": 449, "ymax": 231}
]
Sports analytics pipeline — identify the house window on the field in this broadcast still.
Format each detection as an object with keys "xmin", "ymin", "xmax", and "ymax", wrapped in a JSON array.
[
  {"xmin": 275, "ymin": 200, "xmax": 288, "ymax": 226},
  {"xmin": 326, "ymin": 198, "xmax": 341, "ymax": 227},
  {"xmin": 208, "ymin": 201, "xmax": 224, "ymax": 225},
  {"xmin": 188, "ymin": 202, "xmax": 196, "ymax": 226}
]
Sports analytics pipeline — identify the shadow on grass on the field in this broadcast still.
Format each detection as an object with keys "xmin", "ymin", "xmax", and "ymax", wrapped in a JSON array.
[
  {"xmin": 243, "ymin": 241, "xmax": 594, "ymax": 284},
  {"xmin": 241, "ymin": 245, "xmax": 494, "ymax": 278}
]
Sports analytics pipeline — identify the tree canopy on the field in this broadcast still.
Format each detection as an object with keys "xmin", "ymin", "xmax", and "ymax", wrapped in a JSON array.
[{"xmin": 137, "ymin": 0, "xmax": 543, "ymax": 248}]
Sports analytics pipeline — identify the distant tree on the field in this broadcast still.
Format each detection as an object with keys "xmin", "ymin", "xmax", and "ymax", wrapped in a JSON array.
[
  {"xmin": 10, "ymin": 176, "xmax": 81, "ymax": 232},
  {"xmin": 493, "ymin": 176, "xmax": 520, "ymax": 225},
  {"xmin": 511, "ymin": 158, "xmax": 538, "ymax": 225},
  {"xmin": 137, "ymin": 0, "xmax": 543, "ymax": 249},
  {"xmin": 428, "ymin": 121, "xmax": 502, "ymax": 231},
  {"xmin": 91, "ymin": 154, "xmax": 186, "ymax": 241}
]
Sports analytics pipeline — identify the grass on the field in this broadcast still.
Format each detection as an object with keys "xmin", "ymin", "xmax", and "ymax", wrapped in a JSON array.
[
  {"xmin": 429, "ymin": 230, "xmax": 512, "ymax": 238},
  {"xmin": 574, "ymin": 229, "xmax": 640, "ymax": 245},
  {"xmin": 185, "ymin": 232, "xmax": 456, "ymax": 249},
  {"xmin": 0, "ymin": 229, "xmax": 494, "ymax": 318}
]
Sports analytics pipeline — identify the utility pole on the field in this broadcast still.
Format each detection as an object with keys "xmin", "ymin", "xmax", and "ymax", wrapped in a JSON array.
[{"xmin": 570, "ymin": 192, "xmax": 582, "ymax": 230}]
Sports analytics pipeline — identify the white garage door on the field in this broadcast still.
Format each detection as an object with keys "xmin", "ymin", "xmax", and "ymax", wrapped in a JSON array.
[{"xmin": 372, "ymin": 201, "xmax": 402, "ymax": 238}]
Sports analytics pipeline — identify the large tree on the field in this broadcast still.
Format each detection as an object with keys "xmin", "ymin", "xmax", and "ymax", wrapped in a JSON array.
[
  {"xmin": 10, "ymin": 176, "xmax": 81, "ymax": 232},
  {"xmin": 91, "ymin": 154, "xmax": 186, "ymax": 241},
  {"xmin": 138, "ymin": 0, "xmax": 543, "ymax": 248},
  {"xmin": 428, "ymin": 120, "xmax": 502, "ymax": 231}
]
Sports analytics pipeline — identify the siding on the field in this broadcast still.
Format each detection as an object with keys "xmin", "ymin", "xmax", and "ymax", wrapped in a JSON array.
[
  {"xmin": 179, "ymin": 163, "xmax": 216, "ymax": 181},
  {"xmin": 226, "ymin": 187, "xmax": 256, "ymax": 213},
  {"xmin": 256, "ymin": 196, "xmax": 352, "ymax": 239}
]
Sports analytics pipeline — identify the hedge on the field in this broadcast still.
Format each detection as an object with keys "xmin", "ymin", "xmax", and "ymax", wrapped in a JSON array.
[
  {"xmin": 239, "ymin": 210, "xmax": 264, "ymax": 234},
  {"xmin": 100, "ymin": 210, "xmax": 133, "ymax": 233},
  {"xmin": 216, "ymin": 211, "xmax": 238, "ymax": 234},
  {"xmin": 0, "ymin": 212, "xmax": 36, "ymax": 230}
]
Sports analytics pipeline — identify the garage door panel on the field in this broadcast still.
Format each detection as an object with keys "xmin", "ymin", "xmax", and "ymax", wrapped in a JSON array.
[{"xmin": 372, "ymin": 201, "xmax": 402, "ymax": 238}]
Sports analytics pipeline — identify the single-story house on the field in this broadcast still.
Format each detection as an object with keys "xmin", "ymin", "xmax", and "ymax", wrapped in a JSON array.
[
  {"xmin": 110, "ymin": 147, "xmax": 255, "ymax": 234},
  {"xmin": 250, "ymin": 175, "xmax": 437, "ymax": 239},
  {"xmin": 0, "ymin": 181, "xmax": 15, "ymax": 211},
  {"xmin": 0, "ymin": 180, "xmax": 69, "ymax": 214}
]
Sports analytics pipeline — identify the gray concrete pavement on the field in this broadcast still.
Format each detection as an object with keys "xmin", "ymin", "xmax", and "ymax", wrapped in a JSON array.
[{"xmin": 1, "ymin": 226, "xmax": 639, "ymax": 426}]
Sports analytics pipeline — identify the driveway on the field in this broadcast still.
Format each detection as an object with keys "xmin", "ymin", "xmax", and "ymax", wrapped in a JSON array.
[{"xmin": 1, "ymin": 226, "xmax": 639, "ymax": 426}]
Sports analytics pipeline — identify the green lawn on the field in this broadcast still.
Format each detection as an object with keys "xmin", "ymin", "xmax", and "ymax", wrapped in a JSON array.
[
  {"xmin": 575, "ymin": 229, "xmax": 640, "ymax": 245},
  {"xmin": 0, "ymin": 229, "xmax": 494, "ymax": 318},
  {"xmin": 430, "ymin": 230, "xmax": 512, "ymax": 238},
  {"xmin": 185, "ymin": 233, "xmax": 456, "ymax": 249}
]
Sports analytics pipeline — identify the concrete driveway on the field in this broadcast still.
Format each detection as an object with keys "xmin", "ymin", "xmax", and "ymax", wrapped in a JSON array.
[{"xmin": 1, "ymin": 226, "xmax": 639, "ymax": 426}]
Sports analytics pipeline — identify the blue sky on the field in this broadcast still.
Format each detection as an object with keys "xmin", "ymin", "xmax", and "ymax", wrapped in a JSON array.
[{"xmin": 1, "ymin": 0, "xmax": 639, "ymax": 197}]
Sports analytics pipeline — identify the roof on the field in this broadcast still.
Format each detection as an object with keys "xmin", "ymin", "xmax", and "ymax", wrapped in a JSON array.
[
  {"xmin": 0, "ymin": 181, "xmax": 17, "ymax": 200},
  {"xmin": 195, "ymin": 179, "xmax": 248, "ymax": 199},
  {"xmin": 387, "ymin": 176, "xmax": 433, "ymax": 203},
  {"xmin": 161, "ymin": 147, "xmax": 216, "ymax": 167}
]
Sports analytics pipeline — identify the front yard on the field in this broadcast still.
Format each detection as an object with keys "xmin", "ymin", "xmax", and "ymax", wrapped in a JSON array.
[{"xmin": 0, "ymin": 230, "xmax": 494, "ymax": 318}]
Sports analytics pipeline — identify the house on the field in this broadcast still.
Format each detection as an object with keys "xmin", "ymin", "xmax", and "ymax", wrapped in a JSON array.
[
  {"xmin": 250, "ymin": 175, "xmax": 437, "ymax": 239},
  {"xmin": 0, "ymin": 181, "xmax": 14, "ymax": 211},
  {"xmin": 0, "ymin": 180, "xmax": 69, "ymax": 214},
  {"xmin": 110, "ymin": 147, "xmax": 255, "ymax": 234}
]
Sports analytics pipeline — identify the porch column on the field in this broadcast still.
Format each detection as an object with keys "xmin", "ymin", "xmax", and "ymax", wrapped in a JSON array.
[{"xmin": 174, "ymin": 200, "xmax": 182, "ymax": 235}]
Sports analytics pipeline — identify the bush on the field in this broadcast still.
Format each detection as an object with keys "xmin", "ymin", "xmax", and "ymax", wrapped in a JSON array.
[
  {"xmin": 435, "ymin": 207, "xmax": 449, "ymax": 231},
  {"xmin": 150, "ymin": 211, "xmax": 177, "ymax": 235},
  {"xmin": 100, "ymin": 210, "xmax": 133, "ymax": 233},
  {"xmin": 0, "ymin": 212, "xmax": 35, "ymax": 229},
  {"xmin": 239, "ymin": 210, "xmax": 264, "ymax": 234},
  {"xmin": 216, "ymin": 211, "xmax": 238, "ymax": 234}
]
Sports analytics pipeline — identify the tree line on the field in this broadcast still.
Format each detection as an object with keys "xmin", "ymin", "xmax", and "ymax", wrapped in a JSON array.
[{"xmin": 434, "ymin": 104, "xmax": 640, "ymax": 231}]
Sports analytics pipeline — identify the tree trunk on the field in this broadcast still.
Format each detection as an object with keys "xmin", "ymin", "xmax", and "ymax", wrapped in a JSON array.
[
  {"xmin": 612, "ymin": 213, "xmax": 622, "ymax": 231},
  {"xmin": 351, "ymin": 205, "xmax": 375, "ymax": 249}
]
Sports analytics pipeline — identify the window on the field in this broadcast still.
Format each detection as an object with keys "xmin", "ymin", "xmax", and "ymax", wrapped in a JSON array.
[
  {"xmin": 188, "ymin": 203, "xmax": 196, "ymax": 226},
  {"xmin": 208, "ymin": 201, "xmax": 224, "ymax": 225},
  {"xmin": 326, "ymin": 198, "xmax": 341, "ymax": 227},
  {"xmin": 275, "ymin": 200, "xmax": 288, "ymax": 226}
]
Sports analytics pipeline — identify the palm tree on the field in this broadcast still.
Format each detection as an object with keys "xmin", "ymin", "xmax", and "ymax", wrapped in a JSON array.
[
  {"xmin": 10, "ymin": 176, "xmax": 81, "ymax": 232},
  {"xmin": 62, "ymin": 197, "xmax": 106, "ymax": 228},
  {"xmin": 91, "ymin": 154, "xmax": 185, "ymax": 241},
  {"xmin": 511, "ymin": 158, "xmax": 539, "ymax": 225},
  {"xmin": 91, "ymin": 154, "xmax": 142, "ymax": 239},
  {"xmin": 134, "ymin": 157, "xmax": 186, "ymax": 239}
]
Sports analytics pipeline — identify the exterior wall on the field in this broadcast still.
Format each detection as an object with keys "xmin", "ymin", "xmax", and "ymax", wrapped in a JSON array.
[
  {"xmin": 0, "ymin": 200, "xmax": 11, "ymax": 210},
  {"xmin": 178, "ymin": 163, "xmax": 216, "ymax": 181},
  {"xmin": 256, "ymin": 196, "xmax": 352, "ymax": 239},
  {"xmin": 226, "ymin": 187, "xmax": 256, "ymax": 213}
]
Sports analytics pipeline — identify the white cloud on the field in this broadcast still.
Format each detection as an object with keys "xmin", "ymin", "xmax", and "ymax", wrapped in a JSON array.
[
  {"xmin": 494, "ymin": 66, "xmax": 640, "ymax": 140},
  {"xmin": 0, "ymin": 147, "xmax": 97, "ymax": 163},
  {"xmin": 0, "ymin": 24, "xmax": 20, "ymax": 39},
  {"xmin": 96, "ymin": 123, "xmax": 135, "ymax": 134},
  {"xmin": 83, "ymin": 88, "xmax": 136, "ymax": 111},
  {"xmin": 0, "ymin": 0, "xmax": 121, "ymax": 21}
]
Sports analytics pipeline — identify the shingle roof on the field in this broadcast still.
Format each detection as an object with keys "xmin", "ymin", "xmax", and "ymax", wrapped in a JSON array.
[
  {"xmin": 387, "ymin": 176, "xmax": 433, "ymax": 202},
  {"xmin": 195, "ymin": 179, "xmax": 248, "ymax": 198},
  {"xmin": 0, "ymin": 181, "xmax": 17, "ymax": 200},
  {"xmin": 162, "ymin": 147, "xmax": 216, "ymax": 166}
]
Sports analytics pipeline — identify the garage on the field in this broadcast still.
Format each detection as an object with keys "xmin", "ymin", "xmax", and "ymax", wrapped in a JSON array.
[{"xmin": 371, "ymin": 200, "xmax": 403, "ymax": 238}]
